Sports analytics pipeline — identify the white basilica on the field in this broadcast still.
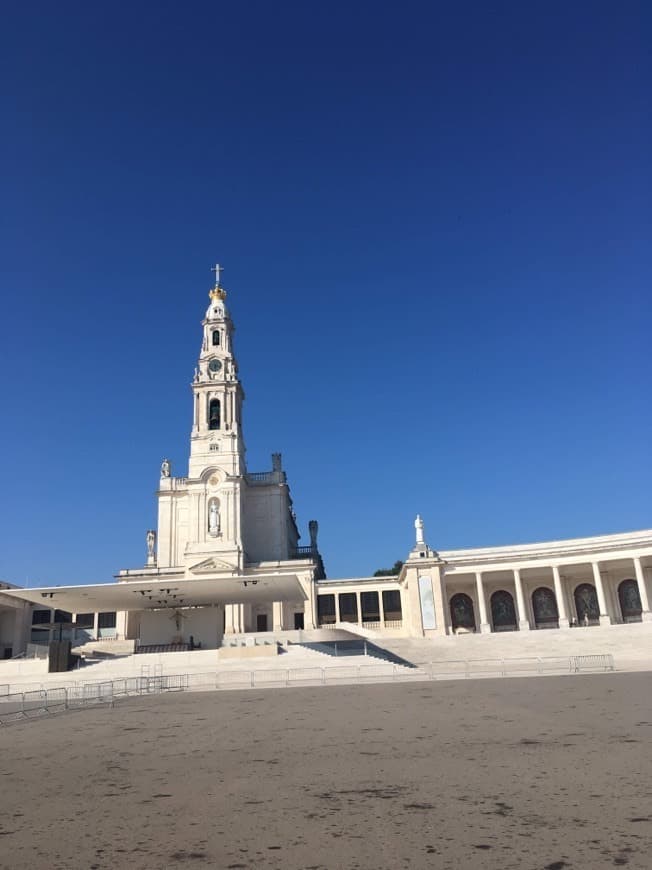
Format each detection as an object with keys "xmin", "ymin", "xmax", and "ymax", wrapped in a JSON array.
[{"xmin": 1, "ymin": 268, "xmax": 651, "ymax": 657}]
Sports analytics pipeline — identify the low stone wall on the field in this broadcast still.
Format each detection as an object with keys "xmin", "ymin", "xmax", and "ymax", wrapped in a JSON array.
[
  {"xmin": 0, "ymin": 657, "xmax": 49, "ymax": 678},
  {"xmin": 218, "ymin": 645, "xmax": 279, "ymax": 660}
]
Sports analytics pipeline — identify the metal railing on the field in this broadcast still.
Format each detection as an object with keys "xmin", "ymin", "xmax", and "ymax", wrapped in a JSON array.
[
  {"xmin": 245, "ymin": 471, "xmax": 286, "ymax": 485},
  {"xmin": 318, "ymin": 619, "xmax": 404, "ymax": 630},
  {"xmin": 0, "ymin": 654, "xmax": 616, "ymax": 725}
]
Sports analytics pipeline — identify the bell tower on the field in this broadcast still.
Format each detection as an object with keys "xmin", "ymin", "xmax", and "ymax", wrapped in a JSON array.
[{"xmin": 188, "ymin": 264, "xmax": 246, "ymax": 479}]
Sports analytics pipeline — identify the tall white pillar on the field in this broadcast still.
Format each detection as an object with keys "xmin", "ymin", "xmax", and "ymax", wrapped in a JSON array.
[
  {"xmin": 378, "ymin": 589, "xmax": 385, "ymax": 627},
  {"xmin": 591, "ymin": 562, "xmax": 611, "ymax": 626},
  {"xmin": 475, "ymin": 572, "xmax": 491, "ymax": 633},
  {"xmin": 551, "ymin": 565, "xmax": 569, "ymax": 628},
  {"xmin": 224, "ymin": 603, "xmax": 239, "ymax": 635},
  {"xmin": 334, "ymin": 593, "xmax": 341, "ymax": 625},
  {"xmin": 633, "ymin": 557, "xmax": 652, "ymax": 621},
  {"xmin": 272, "ymin": 601, "xmax": 283, "ymax": 632},
  {"xmin": 356, "ymin": 591, "xmax": 362, "ymax": 626},
  {"xmin": 115, "ymin": 610, "xmax": 128, "ymax": 640},
  {"xmin": 513, "ymin": 569, "xmax": 530, "ymax": 631},
  {"xmin": 12, "ymin": 605, "xmax": 30, "ymax": 656}
]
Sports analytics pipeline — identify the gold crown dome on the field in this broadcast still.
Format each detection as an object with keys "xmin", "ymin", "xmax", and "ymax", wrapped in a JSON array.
[{"xmin": 209, "ymin": 286, "xmax": 227, "ymax": 302}]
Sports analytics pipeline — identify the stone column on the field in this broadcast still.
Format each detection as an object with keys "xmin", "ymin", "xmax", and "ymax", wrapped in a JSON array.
[
  {"xmin": 551, "ymin": 565, "xmax": 569, "ymax": 628},
  {"xmin": 355, "ymin": 591, "xmax": 362, "ymax": 626},
  {"xmin": 272, "ymin": 601, "xmax": 283, "ymax": 632},
  {"xmin": 633, "ymin": 557, "xmax": 652, "ymax": 621},
  {"xmin": 378, "ymin": 589, "xmax": 386, "ymax": 627},
  {"xmin": 12, "ymin": 605, "xmax": 30, "ymax": 656},
  {"xmin": 223, "ymin": 604, "xmax": 238, "ymax": 635},
  {"xmin": 513, "ymin": 569, "xmax": 530, "ymax": 631},
  {"xmin": 303, "ymin": 576, "xmax": 317, "ymax": 630},
  {"xmin": 115, "ymin": 610, "xmax": 128, "ymax": 640},
  {"xmin": 475, "ymin": 572, "xmax": 491, "ymax": 633},
  {"xmin": 334, "ymin": 593, "xmax": 341, "ymax": 625},
  {"xmin": 591, "ymin": 562, "xmax": 611, "ymax": 626}
]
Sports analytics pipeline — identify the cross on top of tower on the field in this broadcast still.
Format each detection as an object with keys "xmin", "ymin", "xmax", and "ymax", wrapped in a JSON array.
[
  {"xmin": 209, "ymin": 263, "xmax": 227, "ymax": 301},
  {"xmin": 211, "ymin": 263, "xmax": 223, "ymax": 287}
]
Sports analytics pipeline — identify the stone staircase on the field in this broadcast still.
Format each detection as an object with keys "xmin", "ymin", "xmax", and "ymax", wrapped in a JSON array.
[{"xmin": 372, "ymin": 621, "xmax": 652, "ymax": 670}]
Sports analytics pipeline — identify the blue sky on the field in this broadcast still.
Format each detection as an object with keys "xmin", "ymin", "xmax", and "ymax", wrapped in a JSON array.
[{"xmin": 1, "ymin": 2, "xmax": 650, "ymax": 585}]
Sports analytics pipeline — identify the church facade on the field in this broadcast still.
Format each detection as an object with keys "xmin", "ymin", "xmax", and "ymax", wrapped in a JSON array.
[
  {"xmin": 1, "ymin": 269, "xmax": 651, "ymax": 656},
  {"xmin": 115, "ymin": 269, "xmax": 326, "ymax": 648}
]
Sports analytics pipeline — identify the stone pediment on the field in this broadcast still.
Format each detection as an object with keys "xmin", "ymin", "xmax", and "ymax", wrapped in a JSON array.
[{"xmin": 189, "ymin": 557, "xmax": 237, "ymax": 575}]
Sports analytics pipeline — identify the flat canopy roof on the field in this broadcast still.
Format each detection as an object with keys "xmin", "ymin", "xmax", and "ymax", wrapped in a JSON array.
[{"xmin": 3, "ymin": 574, "xmax": 307, "ymax": 613}]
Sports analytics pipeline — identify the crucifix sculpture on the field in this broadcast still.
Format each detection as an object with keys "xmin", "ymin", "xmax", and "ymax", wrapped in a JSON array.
[{"xmin": 211, "ymin": 263, "xmax": 224, "ymax": 287}]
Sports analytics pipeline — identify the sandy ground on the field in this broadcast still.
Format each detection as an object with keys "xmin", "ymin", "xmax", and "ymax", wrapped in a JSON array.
[{"xmin": 1, "ymin": 673, "xmax": 651, "ymax": 870}]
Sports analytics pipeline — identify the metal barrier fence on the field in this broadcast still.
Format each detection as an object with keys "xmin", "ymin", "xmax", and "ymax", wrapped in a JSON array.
[{"xmin": 0, "ymin": 654, "xmax": 615, "ymax": 725}]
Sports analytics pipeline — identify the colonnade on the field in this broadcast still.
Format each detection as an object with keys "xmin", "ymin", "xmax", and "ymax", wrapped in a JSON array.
[
  {"xmin": 453, "ymin": 556, "xmax": 650, "ymax": 634},
  {"xmin": 317, "ymin": 588, "xmax": 403, "ymax": 629}
]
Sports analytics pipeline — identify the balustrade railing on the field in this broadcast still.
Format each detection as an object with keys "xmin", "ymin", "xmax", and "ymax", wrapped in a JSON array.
[
  {"xmin": 317, "ymin": 619, "xmax": 403, "ymax": 630},
  {"xmin": 246, "ymin": 471, "xmax": 287, "ymax": 485},
  {"xmin": 0, "ymin": 653, "xmax": 616, "ymax": 725},
  {"xmin": 291, "ymin": 546, "xmax": 317, "ymax": 559}
]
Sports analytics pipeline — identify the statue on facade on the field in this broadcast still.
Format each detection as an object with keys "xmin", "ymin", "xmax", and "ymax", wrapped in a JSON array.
[
  {"xmin": 308, "ymin": 520, "xmax": 319, "ymax": 552},
  {"xmin": 161, "ymin": 458, "xmax": 171, "ymax": 478},
  {"xmin": 209, "ymin": 500, "xmax": 220, "ymax": 537},
  {"xmin": 146, "ymin": 529, "xmax": 156, "ymax": 565},
  {"xmin": 272, "ymin": 452, "xmax": 282, "ymax": 472},
  {"xmin": 415, "ymin": 514, "xmax": 425, "ymax": 546}
]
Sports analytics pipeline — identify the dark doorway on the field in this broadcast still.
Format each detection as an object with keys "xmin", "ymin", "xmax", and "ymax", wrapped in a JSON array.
[
  {"xmin": 450, "ymin": 593, "xmax": 475, "ymax": 631},
  {"xmin": 294, "ymin": 612, "xmax": 304, "ymax": 630},
  {"xmin": 256, "ymin": 614, "xmax": 268, "ymax": 632},
  {"xmin": 574, "ymin": 583, "xmax": 599, "ymax": 625},
  {"xmin": 618, "ymin": 579, "xmax": 642, "ymax": 622},
  {"xmin": 532, "ymin": 587, "xmax": 559, "ymax": 628},
  {"xmin": 490, "ymin": 590, "xmax": 517, "ymax": 631}
]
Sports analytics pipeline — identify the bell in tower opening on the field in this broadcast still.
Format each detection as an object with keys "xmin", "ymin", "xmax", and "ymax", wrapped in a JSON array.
[{"xmin": 209, "ymin": 398, "xmax": 221, "ymax": 430}]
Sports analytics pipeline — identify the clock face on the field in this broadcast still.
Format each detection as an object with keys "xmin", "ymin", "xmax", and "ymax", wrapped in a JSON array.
[{"xmin": 208, "ymin": 358, "xmax": 222, "ymax": 373}]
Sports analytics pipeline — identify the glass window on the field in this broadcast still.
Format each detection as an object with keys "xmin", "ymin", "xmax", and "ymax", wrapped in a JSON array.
[
  {"xmin": 339, "ymin": 593, "xmax": 358, "ymax": 622},
  {"xmin": 75, "ymin": 613, "xmax": 94, "ymax": 628},
  {"xmin": 32, "ymin": 609, "xmax": 52, "ymax": 625},
  {"xmin": 361, "ymin": 591, "xmax": 380, "ymax": 622},
  {"xmin": 54, "ymin": 609, "xmax": 72, "ymax": 624},
  {"xmin": 317, "ymin": 594, "xmax": 336, "ymax": 624},
  {"xmin": 98, "ymin": 612, "xmax": 117, "ymax": 629},
  {"xmin": 382, "ymin": 590, "xmax": 402, "ymax": 619},
  {"xmin": 212, "ymin": 330, "xmax": 220, "ymax": 346}
]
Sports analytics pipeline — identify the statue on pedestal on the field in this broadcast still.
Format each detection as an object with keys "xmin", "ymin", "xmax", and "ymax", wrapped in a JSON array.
[
  {"xmin": 146, "ymin": 529, "xmax": 157, "ymax": 565},
  {"xmin": 161, "ymin": 458, "xmax": 171, "ymax": 478},
  {"xmin": 415, "ymin": 514, "xmax": 425, "ymax": 546},
  {"xmin": 209, "ymin": 500, "xmax": 220, "ymax": 537},
  {"xmin": 308, "ymin": 520, "xmax": 319, "ymax": 552}
]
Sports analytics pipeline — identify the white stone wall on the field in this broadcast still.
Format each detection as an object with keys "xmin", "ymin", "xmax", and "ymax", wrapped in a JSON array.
[
  {"xmin": 139, "ymin": 607, "xmax": 223, "ymax": 649},
  {"xmin": 243, "ymin": 485, "xmax": 291, "ymax": 562}
]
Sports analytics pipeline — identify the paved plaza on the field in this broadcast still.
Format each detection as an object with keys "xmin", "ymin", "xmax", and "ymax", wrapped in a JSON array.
[{"xmin": 1, "ymin": 672, "xmax": 651, "ymax": 869}]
